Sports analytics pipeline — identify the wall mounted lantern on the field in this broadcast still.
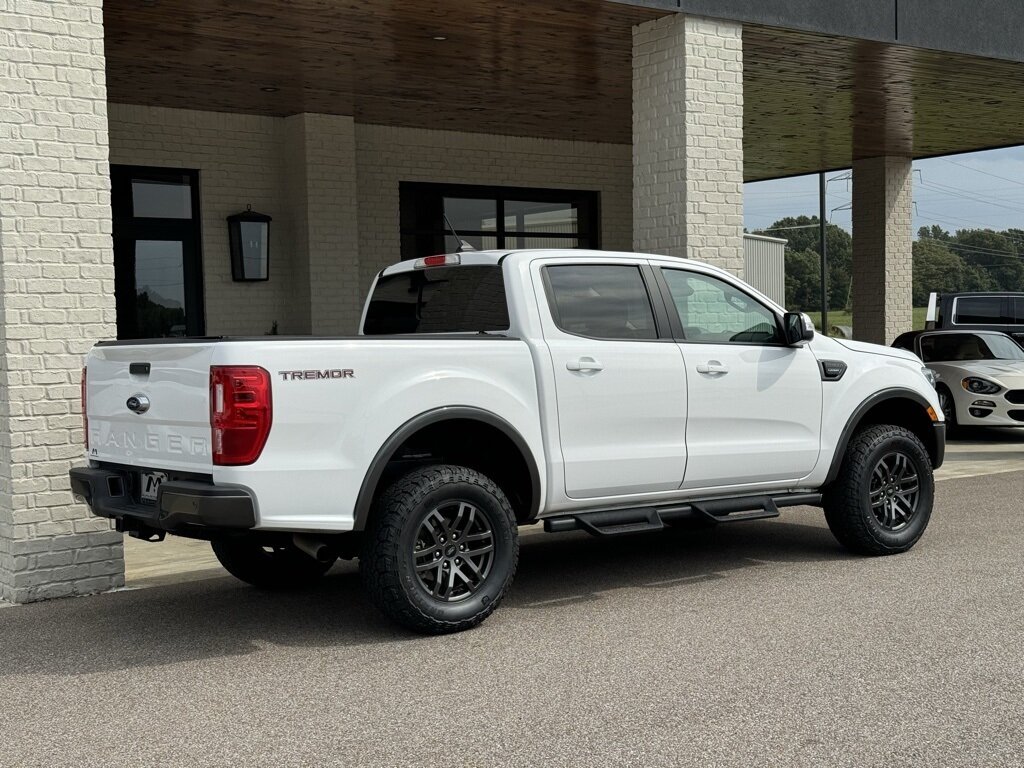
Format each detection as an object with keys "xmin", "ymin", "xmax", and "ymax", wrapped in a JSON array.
[{"xmin": 227, "ymin": 205, "xmax": 271, "ymax": 281}]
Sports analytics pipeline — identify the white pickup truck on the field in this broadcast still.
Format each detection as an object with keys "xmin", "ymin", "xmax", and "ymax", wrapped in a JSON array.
[{"xmin": 71, "ymin": 250, "xmax": 945, "ymax": 633}]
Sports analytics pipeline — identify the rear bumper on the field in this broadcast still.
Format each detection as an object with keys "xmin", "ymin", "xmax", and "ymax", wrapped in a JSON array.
[{"xmin": 69, "ymin": 466, "xmax": 256, "ymax": 532}]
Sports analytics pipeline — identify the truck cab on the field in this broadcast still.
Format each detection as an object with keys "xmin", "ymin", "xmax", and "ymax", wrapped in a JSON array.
[{"xmin": 72, "ymin": 249, "xmax": 945, "ymax": 634}]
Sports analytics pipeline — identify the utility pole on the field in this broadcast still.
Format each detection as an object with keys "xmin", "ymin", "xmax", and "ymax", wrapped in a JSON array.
[{"xmin": 819, "ymin": 172, "xmax": 829, "ymax": 335}]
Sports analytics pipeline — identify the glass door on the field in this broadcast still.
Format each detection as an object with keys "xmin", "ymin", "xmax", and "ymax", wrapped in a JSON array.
[{"xmin": 111, "ymin": 166, "xmax": 205, "ymax": 339}]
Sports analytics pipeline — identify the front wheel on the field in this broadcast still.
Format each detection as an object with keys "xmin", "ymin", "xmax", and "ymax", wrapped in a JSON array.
[
  {"xmin": 211, "ymin": 537, "xmax": 336, "ymax": 589},
  {"xmin": 360, "ymin": 465, "xmax": 518, "ymax": 634},
  {"xmin": 823, "ymin": 424, "xmax": 934, "ymax": 556}
]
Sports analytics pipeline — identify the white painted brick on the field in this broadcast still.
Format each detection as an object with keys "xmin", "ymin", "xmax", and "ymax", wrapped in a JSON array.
[
  {"xmin": 0, "ymin": 0, "xmax": 123, "ymax": 604},
  {"xmin": 852, "ymin": 156, "xmax": 913, "ymax": 344},
  {"xmin": 633, "ymin": 14, "xmax": 744, "ymax": 276}
]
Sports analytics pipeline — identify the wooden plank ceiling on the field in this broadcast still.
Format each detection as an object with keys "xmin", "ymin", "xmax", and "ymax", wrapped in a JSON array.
[{"xmin": 103, "ymin": 0, "xmax": 1024, "ymax": 181}]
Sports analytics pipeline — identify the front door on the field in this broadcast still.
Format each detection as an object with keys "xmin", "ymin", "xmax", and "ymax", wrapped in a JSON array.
[
  {"xmin": 111, "ymin": 166, "xmax": 205, "ymax": 339},
  {"xmin": 538, "ymin": 261, "xmax": 687, "ymax": 499},
  {"xmin": 657, "ymin": 267, "xmax": 823, "ymax": 490}
]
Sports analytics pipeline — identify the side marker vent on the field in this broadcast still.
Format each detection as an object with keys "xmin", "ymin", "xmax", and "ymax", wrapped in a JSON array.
[{"xmin": 819, "ymin": 360, "xmax": 848, "ymax": 381}]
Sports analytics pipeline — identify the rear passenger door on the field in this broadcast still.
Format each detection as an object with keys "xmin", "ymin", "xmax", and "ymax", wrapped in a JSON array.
[{"xmin": 537, "ymin": 261, "xmax": 688, "ymax": 499}]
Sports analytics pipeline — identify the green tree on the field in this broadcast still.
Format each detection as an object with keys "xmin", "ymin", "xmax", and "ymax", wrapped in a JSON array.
[
  {"xmin": 783, "ymin": 248, "xmax": 821, "ymax": 311},
  {"xmin": 756, "ymin": 216, "xmax": 852, "ymax": 311},
  {"xmin": 912, "ymin": 239, "xmax": 993, "ymax": 306},
  {"xmin": 948, "ymin": 229, "xmax": 1024, "ymax": 292},
  {"xmin": 918, "ymin": 225, "xmax": 952, "ymax": 242}
]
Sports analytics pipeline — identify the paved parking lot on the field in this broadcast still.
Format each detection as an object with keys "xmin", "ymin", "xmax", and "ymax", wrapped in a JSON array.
[{"xmin": 2, "ymin": 440, "xmax": 1023, "ymax": 766}]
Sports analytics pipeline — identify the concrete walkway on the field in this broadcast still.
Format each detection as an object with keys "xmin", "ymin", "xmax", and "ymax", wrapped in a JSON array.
[{"xmin": 123, "ymin": 426, "xmax": 1023, "ymax": 588}]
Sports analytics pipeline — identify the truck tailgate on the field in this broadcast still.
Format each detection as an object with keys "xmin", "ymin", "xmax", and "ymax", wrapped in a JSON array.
[{"xmin": 86, "ymin": 342, "xmax": 215, "ymax": 472}]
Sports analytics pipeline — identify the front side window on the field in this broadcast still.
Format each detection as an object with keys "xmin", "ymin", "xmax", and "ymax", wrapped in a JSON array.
[
  {"xmin": 953, "ymin": 297, "xmax": 1003, "ymax": 325},
  {"xmin": 544, "ymin": 265, "xmax": 657, "ymax": 341},
  {"xmin": 662, "ymin": 270, "xmax": 781, "ymax": 344}
]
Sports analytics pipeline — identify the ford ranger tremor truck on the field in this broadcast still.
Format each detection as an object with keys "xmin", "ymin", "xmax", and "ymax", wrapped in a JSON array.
[{"xmin": 71, "ymin": 250, "xmax": 945, "ymax": 634}]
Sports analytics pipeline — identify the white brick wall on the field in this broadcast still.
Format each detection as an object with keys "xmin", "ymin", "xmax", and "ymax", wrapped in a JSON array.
[
  {"xmin": 852, "ymin": 155, "xmax": 913, "ymax": 344},
  {"xmin": 107, "ymin": 108, "xmax": 633, "ymax": 335},
  {"xmin": 633, "ymin": 14, "xmax": 744, "ymax": 276},
  {"xmin": 284, "ymin": 114, "xmax": 361, "ymax": 335},
  {"xmin": 0, "ymin": 0, "xmax": 123, "ymax": 602},
  {"xmin": 108, "ymin": 105, "xmax": 303, "ymax": 335}
]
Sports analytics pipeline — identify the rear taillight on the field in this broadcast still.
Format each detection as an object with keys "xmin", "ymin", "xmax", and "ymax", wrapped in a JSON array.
[
  {"xmin": 210, "ymin": 366, "xmax": 272, "ymax": 466},
  {"xmin": 81, "ymin": 367, "xmax": 88, "ymax": 449}
]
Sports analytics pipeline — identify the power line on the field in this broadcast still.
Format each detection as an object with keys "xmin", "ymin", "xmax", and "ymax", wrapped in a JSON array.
[{"xmin": 938, "ymin": 156, "xmax": 1024, "ymax": 190}]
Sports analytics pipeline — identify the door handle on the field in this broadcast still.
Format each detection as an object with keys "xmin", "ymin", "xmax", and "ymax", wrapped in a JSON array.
[
  {"xmin": 566, "ymin": 357, "xmax": 604, "ymax": 372},
  {"xmin": 696, "ymin": 360, "xmax": 729, "ymax": 375}
]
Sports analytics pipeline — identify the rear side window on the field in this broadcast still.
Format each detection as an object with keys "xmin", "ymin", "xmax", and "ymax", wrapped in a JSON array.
[
  {"xmin": 953, "ymin": 297, "xmax": 1002, "ymax": 325},
  {"xmin": 544, "ymin": 264, "xmax": 657, "ymax": 340},
  {"xmin": 363, "ymin": 266, "xmax": 509, "ymax": 335}
]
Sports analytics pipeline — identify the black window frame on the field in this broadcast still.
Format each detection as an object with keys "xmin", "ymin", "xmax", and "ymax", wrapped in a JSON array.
[
  {"xmin": 400, "ymin": 182, "xmax": 600, "ymax": 260},
  {"xmin": 652, "ymin": 267, "xmax": 787, "ymax": 347},
  {"xmin": 541, "ymin": 263, "xmax": 672, "ymax": 342},
  {"xmin": 111, "ymin": 165, "xmax": 205, "ymax": 340}
]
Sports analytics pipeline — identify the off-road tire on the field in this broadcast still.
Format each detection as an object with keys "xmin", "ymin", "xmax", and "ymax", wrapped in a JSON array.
[
  {"xmin": 360, "ymin": 464, "xmax": 518, "ymax": 634},
  {"xmin": 211, "ymin": 537, "xmax": 336, "ymax": 588},
  {"xmin": 824, "ymin": 424, "xmax": 934, "ymax": 556}
]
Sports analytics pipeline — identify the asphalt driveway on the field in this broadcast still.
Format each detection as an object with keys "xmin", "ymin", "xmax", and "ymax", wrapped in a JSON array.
[{"xmin": 2, "ymin": 470, "xmax": 1023, "ymax": 767}]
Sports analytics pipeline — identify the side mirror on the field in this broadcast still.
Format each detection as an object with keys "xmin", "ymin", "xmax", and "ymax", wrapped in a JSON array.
[{"xmin": 784, "ymin": 312, "xmax": 815, "ymax": 345}]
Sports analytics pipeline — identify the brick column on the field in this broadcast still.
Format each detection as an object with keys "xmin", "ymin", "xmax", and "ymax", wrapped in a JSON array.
[
  {"xmin": 283, "ymin": 114, "xmax": 361, "ymax": 335},
  {"xmin": 852, "ymin": 156, "xmax": 913, "ymax": 344},
  {"xmin": 0, "ymin": 0, "xmax": 123, "ymax": 602},
  {"xmin": 632, "ymin": 14, "xmax": 744, "ymax": 276}
]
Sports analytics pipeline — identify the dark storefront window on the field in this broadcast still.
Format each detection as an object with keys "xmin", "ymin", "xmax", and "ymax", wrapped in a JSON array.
[
  {"xmin": 111, "ymin": 166, "xmax": 205, "ymax": 339},
  {"xmin": 400, "ymin": 182, "xmax": 599, "ymax": 259}
]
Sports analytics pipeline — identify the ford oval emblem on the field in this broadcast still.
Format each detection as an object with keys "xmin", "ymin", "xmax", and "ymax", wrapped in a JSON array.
[{"xmin": 126, "ymin": 394, "xmax": 150, "ymax": 414}]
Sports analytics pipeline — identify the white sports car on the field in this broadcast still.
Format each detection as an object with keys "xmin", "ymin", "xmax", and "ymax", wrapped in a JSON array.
[{"xmin": 893, "ymin": 330, "xmax": 1024, "ymax": 428}]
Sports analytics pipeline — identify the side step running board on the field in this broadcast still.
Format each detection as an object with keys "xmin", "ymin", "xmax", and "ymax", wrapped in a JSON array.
[
  {"xmin": 690, "ymin": 497, "xmax": 779, "ymax": 523},
  {"xmin": 543, "ymin": 493, "xmax": 821, "ymax": 537}
]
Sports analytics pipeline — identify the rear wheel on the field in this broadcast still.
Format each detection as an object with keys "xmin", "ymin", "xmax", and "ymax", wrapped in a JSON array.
[
  {"xmin": 360, "ymin": 464, "xmax": 518, "ymax": 634},
  {"xmin": 824, "ymin": 424, "xmax": 934, "ymax": 555},
  {"xmin": 211, "ymin": 537, "xmax": 336, "ymax": 589}
]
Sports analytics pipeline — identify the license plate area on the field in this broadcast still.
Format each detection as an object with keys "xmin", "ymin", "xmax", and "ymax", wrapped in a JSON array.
[{"xmin": 138, "ymin": 471, "xmax": 168, "ymax": 503}]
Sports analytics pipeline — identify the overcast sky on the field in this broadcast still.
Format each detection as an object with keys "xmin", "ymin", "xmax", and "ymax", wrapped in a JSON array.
[{"xmin": 744, "ymin": 145, "xmax": 1024, "ymax": 238}]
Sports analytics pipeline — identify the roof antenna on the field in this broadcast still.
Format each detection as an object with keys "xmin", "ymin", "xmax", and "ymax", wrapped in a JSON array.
[{"xmin": 443, "ymin": 213, "xmax": 476, "ymax": 253}]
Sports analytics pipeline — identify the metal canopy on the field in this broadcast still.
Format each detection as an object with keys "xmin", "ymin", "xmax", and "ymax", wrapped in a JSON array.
[{"xmin": 102, "ymin": 0, "xmax": 1024, "ymax": 181}]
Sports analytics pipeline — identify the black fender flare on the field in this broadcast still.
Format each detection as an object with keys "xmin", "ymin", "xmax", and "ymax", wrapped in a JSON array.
[
  {"xmin": 352, "ymin": 406, "xmax": 542, "ymax": 530},
  {"xmin": 824, "ymin": 388, "xmax": 944, "ymax": 485}
]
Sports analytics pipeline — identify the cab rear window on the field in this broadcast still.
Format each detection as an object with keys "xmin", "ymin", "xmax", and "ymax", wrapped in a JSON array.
[{"xmin": 363, "ymin": 265, "xmax": 510, "ymax": 335}]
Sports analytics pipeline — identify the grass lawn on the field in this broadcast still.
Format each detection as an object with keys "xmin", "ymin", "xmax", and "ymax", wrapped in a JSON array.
[{"xmin": 803, "ymin": 307, "xmax": 928, "ymax": 336}]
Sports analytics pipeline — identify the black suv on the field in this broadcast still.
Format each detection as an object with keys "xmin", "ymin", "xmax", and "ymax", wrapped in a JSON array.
[{"xmin": 925, "ymin": 292, "xmax": 1024, "ymax": 344}]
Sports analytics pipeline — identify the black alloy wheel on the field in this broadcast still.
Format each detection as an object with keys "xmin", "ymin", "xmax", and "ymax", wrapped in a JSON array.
[
  {"xmin": 412, "ymin": 501, "xmax": 495, "ymax": 602},
  {"xmin": 868, "ymin": 451, "xmax": 921, "ymax": 531},
  {"xmin": 823, "ymin": 424, "xmax": 934, "ymax": 556},
  {"xmin": 360, "ymin": 464, "xmax": 518, "ymax": 634}
]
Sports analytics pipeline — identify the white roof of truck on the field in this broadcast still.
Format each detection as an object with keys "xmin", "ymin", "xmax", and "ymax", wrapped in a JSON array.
[{"xmin": 380, "ymin": 248, "xmax": 729, "ymax": 277}]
